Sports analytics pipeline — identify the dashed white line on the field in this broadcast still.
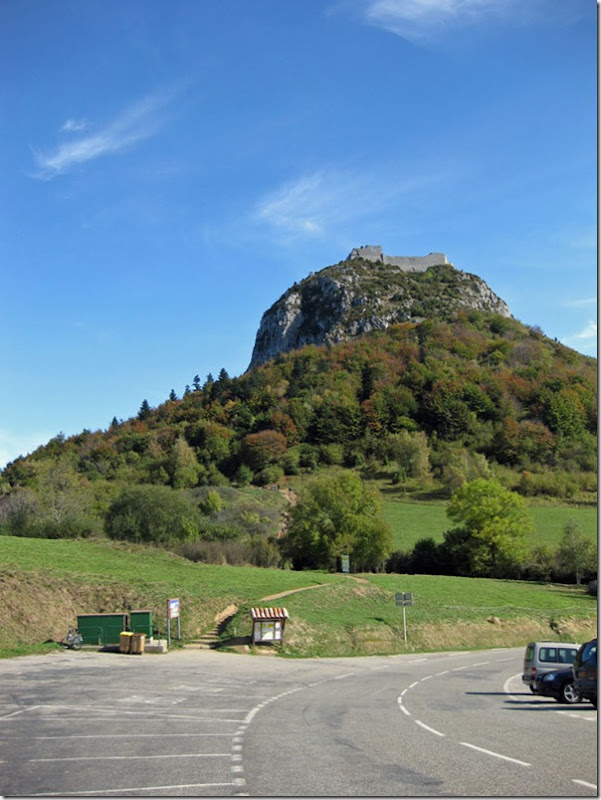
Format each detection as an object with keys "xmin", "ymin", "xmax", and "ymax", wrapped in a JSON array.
[
  {"xmin": 415, "ymin": 720, "xmax": 445, "ymax": 736},
  {"xmin": 460, "ymin": 742, "xmax": 530, "ymax": 766},
  {"xmin": 557, "ymin": 710, "xmax": 598, "ymax": 721},
  {"xmin": 573, "ymin": 779, "xmax": 597, "ymax": 790}
]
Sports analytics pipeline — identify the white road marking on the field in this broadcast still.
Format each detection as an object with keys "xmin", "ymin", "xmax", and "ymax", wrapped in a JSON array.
[
  {"xmin": 503, "ymin": 673, "xmax": 525, "ymax": 701},
  {"xmin": 573, "ymin": 779, "xmax": 597, "ymax": 790},
  {"xmin": 0, "ymin": 705, "xmax": 41, "ymax": 719},
  {"xmin": 333, "ymin": 672, "xmax": 355, "ymax": 680},
  {"xmin": 28, "ymin": 732, "xmax": 232, "ymax": 739},
  {"xmin": 557, "ymin": 710, "xmax": 598, "ymax": 722},
  {"xmin": 28, "ymin": 783, "xmax": 235, "ymax": 796},
  {"xmin": 415, "ymin": 720, "xmax": 445, "ymax": 736},
  {"xmin": 460, "ymin": 742, "xmax": 530, "ymax": 766},
  {"xmin": 420, "ymin": 675, "xmax": 433, "ymax": 681},
  {"xmin": 436, "ymin": 670, "xmax": 449, "ymax": 676},
  {"xmin": 30, "ymin": 752, "xmax": 230, "ymax": 762}
]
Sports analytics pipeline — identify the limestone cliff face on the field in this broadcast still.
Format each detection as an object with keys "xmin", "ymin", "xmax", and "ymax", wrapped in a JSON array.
[{"xmin": 248, "ymin": 252, "xmax": 511, "ymax": 369}]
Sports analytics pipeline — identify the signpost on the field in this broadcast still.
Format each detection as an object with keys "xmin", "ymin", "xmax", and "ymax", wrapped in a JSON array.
[
  {"xmin": 166, "ymin": 598, "xmax": 181, "ymax": 647},
  {"xmin": 395, "ymin": 592, "xmax": 414, "ymax": 644},
  {"xmin": 341, "ymin": 554, "xmax": 350, "ymax": 574}
]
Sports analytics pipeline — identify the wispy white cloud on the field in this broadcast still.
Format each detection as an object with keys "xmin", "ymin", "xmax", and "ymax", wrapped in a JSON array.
[
  {"xmin": 345, "ymin": 0, "xmax": 569, "ymax": 44},
  {"xmin": 252, "ymin": 166, "xmax": 446, "ymax": 240},
  {"xmin": 60, "ymin": 118, "xmax": 87, "ymax": 133},
  {"xmin": 562, "ymin": 320, "xmax": 597, "ymax": 356},
  {"xmin": 31, "ymin": 93, "xmax": 171, "ymax": 179},
  {"xmin": 564, "ymin": 296, "xmax": 597, "ymax": 309}
]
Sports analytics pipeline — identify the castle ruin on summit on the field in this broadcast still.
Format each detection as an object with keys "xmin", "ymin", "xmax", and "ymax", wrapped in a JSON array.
[{"xmin": 348, "ymin": 245, "xmax": 448, "ymax": 272}]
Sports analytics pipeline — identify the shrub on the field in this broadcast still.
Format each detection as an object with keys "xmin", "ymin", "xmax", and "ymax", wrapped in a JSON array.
[
  {"xmin": 253, "ymin": 465, "xmax": 284, "ymax": 486},
  {"xmin": 105, "ymin": 485, "xmax": 200, "ymax": 546}
]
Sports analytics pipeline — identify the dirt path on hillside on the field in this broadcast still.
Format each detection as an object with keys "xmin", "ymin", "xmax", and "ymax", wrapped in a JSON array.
[
  {"xmin": 259, "ymin": 574, "xmax": 368, "ymax": 603},
  {"xmin": 212, "ymin": 575, "xmax": 368, "ymax": 622}
]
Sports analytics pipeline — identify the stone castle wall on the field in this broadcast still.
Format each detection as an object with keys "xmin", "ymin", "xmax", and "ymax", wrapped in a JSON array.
[{"xmin": 348, "ymin": 245, "xmax": 448, "ymax": 272}]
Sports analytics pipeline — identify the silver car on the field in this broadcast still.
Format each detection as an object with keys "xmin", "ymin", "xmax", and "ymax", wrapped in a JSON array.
[{"xmin": 522, "ymin": 641, "xmax": 579, "ymax": 693}]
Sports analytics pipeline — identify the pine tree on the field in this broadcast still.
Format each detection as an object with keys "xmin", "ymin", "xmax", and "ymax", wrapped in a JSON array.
[{"xmin": 138, "ymin": 399, "xmax": 151, "ymax": 420}]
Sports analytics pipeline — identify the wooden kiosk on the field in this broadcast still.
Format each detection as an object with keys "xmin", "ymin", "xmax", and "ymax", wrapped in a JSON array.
[{"xmin": 250, "ymin": 607, "xmax": 289, "ymax": 646}]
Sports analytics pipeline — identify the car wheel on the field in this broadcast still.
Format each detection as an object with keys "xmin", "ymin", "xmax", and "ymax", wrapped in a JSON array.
[{"xmin": 558, "ymin": 681, "xmax": 581, "ymax": 704}]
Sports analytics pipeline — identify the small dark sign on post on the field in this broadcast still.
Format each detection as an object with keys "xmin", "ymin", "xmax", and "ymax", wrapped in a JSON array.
[
  {"xmin": 395, "ymin": 592, "xmax": 413, "ymax": 607},
  {"xmin": 395, "ymin": 592, "xmax": 414, "ymax": 643}
]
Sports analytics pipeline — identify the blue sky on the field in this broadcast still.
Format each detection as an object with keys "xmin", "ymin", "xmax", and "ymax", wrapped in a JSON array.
[{"xmin": 1, "ymin": 0, "xmax": 596, "ymax": 468}]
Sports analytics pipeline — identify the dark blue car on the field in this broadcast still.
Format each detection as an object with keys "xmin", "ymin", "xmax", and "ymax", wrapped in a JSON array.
[{"xmin": 537, "ymin": 667, "xmax": 581, "ymax": 704}]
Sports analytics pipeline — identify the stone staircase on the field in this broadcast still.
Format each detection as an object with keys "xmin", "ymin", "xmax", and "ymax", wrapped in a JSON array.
[
  {"xmin": 184, "ymin": 604, "xmax": 238, "ymax": 650},
  {"xmin": 189, "ymin": 623, "xmax": 220, "ymax": 650}
]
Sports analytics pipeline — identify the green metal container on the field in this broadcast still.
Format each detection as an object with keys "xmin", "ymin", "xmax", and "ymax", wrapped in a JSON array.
[
  {"xmin": 77, "ymin": 613, "xmax": 128, "ymax": 646},
  {"xmin": 130, "ymin": 610, "xmax": 153, "ymax": 638}
]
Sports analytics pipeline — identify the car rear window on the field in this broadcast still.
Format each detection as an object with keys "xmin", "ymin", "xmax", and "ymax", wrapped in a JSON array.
[
  {"xmin": 583, "ymin": 642, "xmax": 597, "ymax": 665},
  {"xmin": 539, "ymin": 647, "xmax": 577, "ymax": 664}
]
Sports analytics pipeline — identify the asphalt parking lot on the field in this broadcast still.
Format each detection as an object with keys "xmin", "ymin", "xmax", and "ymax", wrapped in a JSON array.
[
  {"xmin": 1, "ymin": 648, "xmax": 294, "ymax": 797},
  {"xmin": 1, "ymin": 646, "xmax": 597, "ymax": 797}
]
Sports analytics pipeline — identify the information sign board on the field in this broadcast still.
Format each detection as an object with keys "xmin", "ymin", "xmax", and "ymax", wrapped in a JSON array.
[{"xmin": 167, "ymin": 598, "xmax": 180, "ymax": 619}]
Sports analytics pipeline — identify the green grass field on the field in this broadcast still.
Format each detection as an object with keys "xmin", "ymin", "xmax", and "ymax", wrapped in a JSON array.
[
  {"xmin": 1, "ymin": 534, "xmax": 596, "ymax": 659},
  {"xmin": 382, "ymin": 500, "xmax": 597, "ymax": 551}
]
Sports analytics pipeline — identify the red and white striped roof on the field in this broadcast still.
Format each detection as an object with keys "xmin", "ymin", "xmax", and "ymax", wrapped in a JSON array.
[{"xmin": 250, "ymin": 607, "xmax": 289, "ymax": 620}]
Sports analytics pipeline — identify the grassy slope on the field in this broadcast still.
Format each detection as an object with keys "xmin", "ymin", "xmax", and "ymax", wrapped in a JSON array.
[
  {"xmin": 1, "ymin": 536, "xmax": 596, "ymax": 659},
  {"xmin": 382, "ymin": 500, "xmax": 597, "ymax": 551}
]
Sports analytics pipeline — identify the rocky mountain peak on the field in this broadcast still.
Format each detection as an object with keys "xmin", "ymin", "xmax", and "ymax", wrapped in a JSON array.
[{"xmin": 248, "ymin": 248, "xmax": 511, "ymax": 369}]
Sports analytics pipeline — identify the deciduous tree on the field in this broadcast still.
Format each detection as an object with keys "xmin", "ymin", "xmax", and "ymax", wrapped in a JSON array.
[
  {"xmin": 443, "ymin": 478, "xmax": 532, "ymax": 577},
  {"xmin": 280, "ymin": 471, "xmax": 392, "ymax": 571}
]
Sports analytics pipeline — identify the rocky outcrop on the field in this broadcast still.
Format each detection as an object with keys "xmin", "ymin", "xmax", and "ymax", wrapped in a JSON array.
[{"xmin": 248, "ymin": 251, "xmax": 511, "ymax": 369}]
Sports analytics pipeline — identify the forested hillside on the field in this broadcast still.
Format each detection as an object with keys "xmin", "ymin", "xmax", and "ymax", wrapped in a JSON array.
[
  {"xmin": 3, "ymin": 310, "xmax": 596, "ymax": 502},
  {"xmin": 1, "ymin": 306, "xmax": 596, "ymax": 584}
]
